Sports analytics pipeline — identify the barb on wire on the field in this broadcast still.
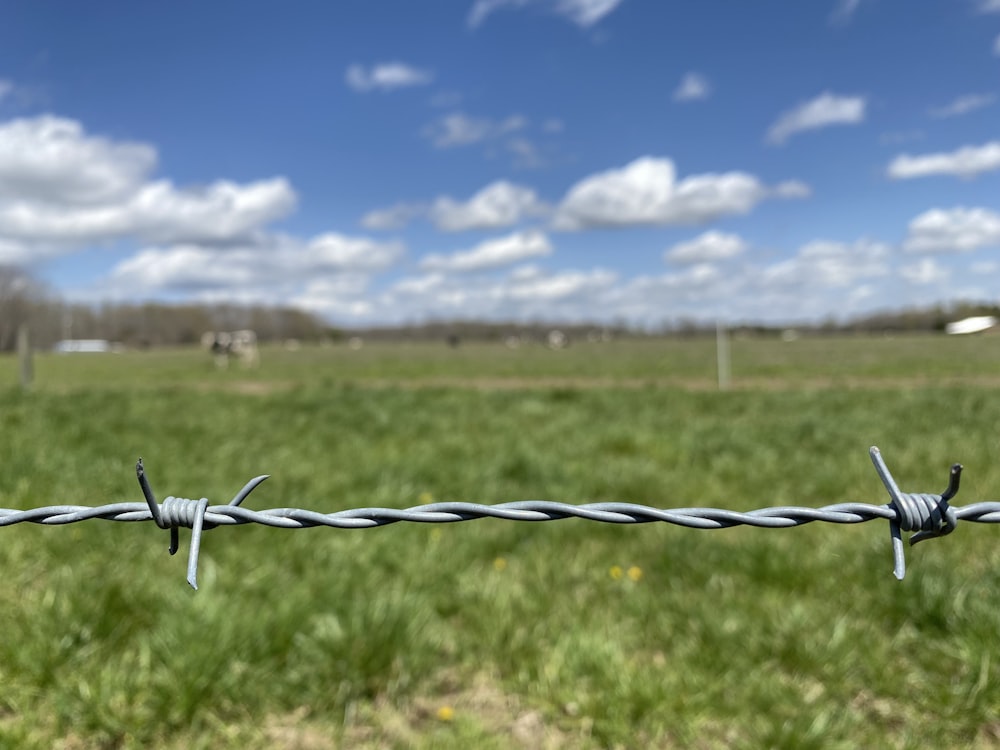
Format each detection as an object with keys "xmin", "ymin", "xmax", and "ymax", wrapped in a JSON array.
[{"xmin": 2, "ymin": 446, "xmax": 997, "ymax": 590}]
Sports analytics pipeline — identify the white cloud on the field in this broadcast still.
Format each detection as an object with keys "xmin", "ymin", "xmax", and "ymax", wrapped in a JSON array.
[
  {"xmin": 0, "ymin": 115, "xmax": 298, "ymax": 261},
  {"xmin": 290, "ymin": 276, "xmax": 377, "ymax": 319},
  {"xmin": 345, "ymin": 62, "xmax": 433, "ymax": 92},
  {"xmin": 382, "ymin": 264, "xmax": 618, "ymax": 323},
  {"xmin": 556, "ymin": 0, "xmax": 626, "ymax": 26},
  {"xmin": 995, "ymin": 33, "xmax": 1000, "ymax": 55},
  {"xmin": 772, "ymin": 180, "xmax": 812, "ymax": 199},
  {"xmin": 829, "ymin": 0, "xmax": 862, "ymax": 25},
  {"xmin": 420, "ymin": 230, "xmax": 552, "ymax": 272},
  {"xmin": 674, "ymin": 72, "xmax": 711, "ymax": 102},
  {"xmin": 665, "ymin": 231, "xmax": 747, "ymax": 264},
  {"xmin": 928, "ymin": 93, "xmax": 996, "ymax": 118},
  {"xmin": 0, "ymin": 80, "xmax": 12, "ymax": 102},
  {"xmin": 467, "ymin": 0, "xmax": 529, "ymax": 27},
  {"xmin": 577, "ymin": 235, "xmax": 899, "ymax": 326},
  {"xmin": 900, "ymin": 258, "xmax": 949, "ymax": 285},
  {"xmin": 979, "ymin": 0, "xmax": 1000, "ymax": 12},
  {"xmin": 506, "ymin": 137, "xmax": 544, "ymax": 168},
  {"xmin": 307, "ymin": 233, "xmax": 404, "ymax": 271},
  {"xmin": 761, "ymin": 239, "xmax": 891, "ymax": 288},
  {"xmin": 553, "ymin": 156, "xmax": 807, "ymax": 230},
  {"xmin": 507, "ymin": 266, "xmax": 616, "ymax": 300},
  {"xmin": 108, "ymin": 233, "xmax": 403, "ymax": 293},
  {"xmin": 360, "ymin": 202, "xmax": 423, "ymax": 231},
  {"xmin": 0, "ymin": 177, "xmax": 296, "ymax": 245},
  {"xmin": 423, "ymin": 112, "xmax": 527, "ymax": 148},
  {"xmin": 430, "ymin": 181, "xmax": 548, "ymax": 231},
  {"xmin": 766, "ymin": 92, "xmax": 867, "ymax": 145},
  {"xmin": 0, "ymin": 115, "xmax": 156, "ymax": 204},
  {"xmin": 887, "ymin": 141, "xmax": 1000, "ymax": 179},
  {"xmin": 903, "ymin": 207, "xmax": 1000, "ymax": 253},
  {"xmin": 468, "ymin": 0, "xmax": 624, "ymax": 28}
]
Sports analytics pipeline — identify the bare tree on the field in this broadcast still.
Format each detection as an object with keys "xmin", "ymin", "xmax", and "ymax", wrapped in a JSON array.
[{"xmin": 0, "ymin": 265, "xmax": 48, "ymax": 352}]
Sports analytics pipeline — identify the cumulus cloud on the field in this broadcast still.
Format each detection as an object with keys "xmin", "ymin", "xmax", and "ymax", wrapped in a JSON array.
[
  {"xmin": 673, "ymin": 72, "xmax": 711, "ymax": 102},
  {"xmin": 423, "ymin": 112, "xmax": 527, "ymax": 148},
  {"xmin": 900, "ymin": 258, "xmax": 949, "ymax": 285},
  {"xmin": 772, "ymin": 180, "xmax": 812, "ymax": 199},
  {"xmin": 0, "ymin": 115, "xmax": 297, "ymax": 262},
  {"xmin": 552, "ymin": 156, "xmax": 807, "ymax": 230},
  {"xmin": 760, "ymin": 239, "xmax": 891, "ymax": 288},
  {"xmin": 345, "ymin": 62, "xmax": 433, "ymax": 92},
  {"xmin": 766, "ymin": 92, "xmax": 866, "ymax": 145},
  {"xmin": 381, "ymin": 264, "xmax": 618, "ymax": 323},
  {"xmin": 420, "ymin": 230, "xmax": 552, "ymax": 272},
  {"xmin": 903, "ymin": 207, "xmax": 1000, "ymax": 253},
  {"xmin": 468, "ymin": 0, "xmax": 624, "ymax": 28},
  {"xmin": 289, "ymin": 276, "xmax": 378, "ymax": 319},
  {"xmin": 0, "ymin": 177, "xmax": 296, "ymax": 245},
  {"xmin": 928, "ymin": 93, "xmax": 996, "ymax": 118},
  {"xmin": 571, "ymin": 235, "xmax": 899, "ymax": 326},
  {"xmin": 108, "ymin": 233, "xmax": 403, "ymax": 293},
  {"xmin": 979, "ymin": 0, "xmax": 1000, "ymax": 12},
  {"xmin": 887, "ymin": 141, "xmax": 1000, "ymax": 179},
  {"xmin": 0, "ymin": 115, "xmax": 156, "ymax": 204},
  {"xmin": 665, "ymin": 230, "xmax": 747, "ymax": 264},
  {"xmin": 0, "ymin": 114, "xmax": 407, "ymax": 314},
  {"xmin": 360, "ymin": 202, "xmax": 423, "ymax": 231},
  {"xmin": 506, "ymin": 266, "xmax": 616, "ymax": 300},
  {"xmin": 430, "ymin": 181, "xmax": 548, "ymax": 231}
]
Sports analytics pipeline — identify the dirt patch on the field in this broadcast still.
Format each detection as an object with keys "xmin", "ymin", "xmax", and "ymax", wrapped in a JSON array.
[
  {"xmin": 167, "ymin": 373, "xmax": 1000, "ymax": 396},
  {"xmin": 302, "ymin": 374, "xmax": 1000, "ymax": 392},
  {"xmin": 338, "ymin": 671, "xmax": 591, "ymax": 749}
]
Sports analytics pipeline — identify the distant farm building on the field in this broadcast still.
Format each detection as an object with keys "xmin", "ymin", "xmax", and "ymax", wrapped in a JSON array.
[
  {"xmin": 945, "ymin": 316, "xmax": 997, "ymax": 335},
  {"xmin": 54, "ymin": 339, "xmax": 114, "ymax": 353}
]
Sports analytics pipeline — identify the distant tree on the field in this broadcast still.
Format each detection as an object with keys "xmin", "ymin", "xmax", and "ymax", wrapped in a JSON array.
[{"xmin": 0, "ymin": 266, "xmax": 48, "ymax": 352}]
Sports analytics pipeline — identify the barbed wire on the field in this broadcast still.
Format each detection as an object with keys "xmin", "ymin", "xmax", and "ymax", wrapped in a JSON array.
[{"xmin": 2, "ymin": 446, "xmax": 998, "ymax": 589}]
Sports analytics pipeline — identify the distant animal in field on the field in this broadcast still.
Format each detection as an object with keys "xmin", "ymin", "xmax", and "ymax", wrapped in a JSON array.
[
  {"xmin": 201, "ymin": 329, "xmax": 260, "ymax": 369},
  {"xmin": 547, "ymin": 329, "xmax": 568, "ymax": 350}
]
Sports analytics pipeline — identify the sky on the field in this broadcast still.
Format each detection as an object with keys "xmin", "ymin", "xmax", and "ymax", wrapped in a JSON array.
[{"xmin": 0, "ymin": 0, "xmax": 999, "ymax": 327}]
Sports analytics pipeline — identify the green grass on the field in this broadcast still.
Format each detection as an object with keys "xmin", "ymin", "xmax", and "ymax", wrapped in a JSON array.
[
  {"xmin": 4, "ymin": 333, "xmax": 1000, "ymax": 392},
  {"xmin": 2, "ymin": 338, "xmax": 1000, "ymax": 747}
]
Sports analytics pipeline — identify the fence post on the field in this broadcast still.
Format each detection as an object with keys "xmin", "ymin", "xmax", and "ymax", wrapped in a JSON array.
[
  {"xmin": 716, "ymin": 320, "xmax": 731, "ymax": 391},
  {"xmin": 17, "ymin": 322, "xmax": 33, "ymax": 390}
]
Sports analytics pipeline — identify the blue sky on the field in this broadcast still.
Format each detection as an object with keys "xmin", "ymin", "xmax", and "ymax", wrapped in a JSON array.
[{"xmin": 0, "ymin": 0, "xmax": 998, "ymax": 326}]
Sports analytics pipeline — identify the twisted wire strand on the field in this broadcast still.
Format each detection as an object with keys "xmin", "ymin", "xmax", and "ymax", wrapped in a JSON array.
[
  {"xmin": 6, "ymin": 500, "xmax": 1000, "ymax": 529},
  {"xmin": 0, "ymin": 446, "xmax": 994, "ymax": 589}
]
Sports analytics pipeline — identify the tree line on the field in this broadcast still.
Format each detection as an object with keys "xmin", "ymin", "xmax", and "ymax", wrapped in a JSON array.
[
  {"xmin": 1, "ymin": 264, "xmax": 996, "ymax": 353},
  {"xmin": 0, "ymin": 266, "xmax": 331, "ymax": 352}
]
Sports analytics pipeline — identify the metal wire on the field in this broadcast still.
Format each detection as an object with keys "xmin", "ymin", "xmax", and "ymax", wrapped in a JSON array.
[{"xmin": 1, "ymin": 446, "xmax": 996, "ymax": 589}]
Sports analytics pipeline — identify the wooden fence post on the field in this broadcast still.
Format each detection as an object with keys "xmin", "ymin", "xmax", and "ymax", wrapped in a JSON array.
[{"xmin": 17, "ymin": 322, "xmax": 33, "ymax": 390}]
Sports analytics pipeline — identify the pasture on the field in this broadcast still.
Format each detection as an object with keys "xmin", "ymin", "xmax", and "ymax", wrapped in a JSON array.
[{"xmin": 2, "ymin": 334, "xmax": 1000, "ymax": 748}]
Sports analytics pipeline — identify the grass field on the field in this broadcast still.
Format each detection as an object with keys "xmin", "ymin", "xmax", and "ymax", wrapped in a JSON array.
[{"xmin": 2, "ymin": 335, "xmax": 1000, "ymax": 748}]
